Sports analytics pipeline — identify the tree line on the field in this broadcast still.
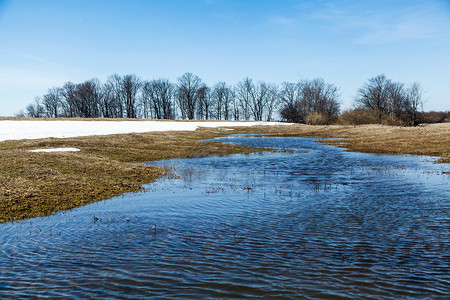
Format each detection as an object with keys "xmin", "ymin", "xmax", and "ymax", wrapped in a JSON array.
[{"xmin": 20, "ymin": 72, "xmax": 430, "ymax": 126}]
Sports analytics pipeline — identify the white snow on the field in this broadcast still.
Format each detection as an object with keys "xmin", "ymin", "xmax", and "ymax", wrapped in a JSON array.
[
  {"xmin": 30, "ymin": 148, "xmax": 81, "ymax": 153},
  {"xmin": 0, "ymin": 120, "xmax": 292, "ymax": 142}
]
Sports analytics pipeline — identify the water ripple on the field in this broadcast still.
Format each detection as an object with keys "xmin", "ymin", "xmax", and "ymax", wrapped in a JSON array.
[{"xmin": 1, "ymin": 137, "xmax": 449, "ymax": 298}]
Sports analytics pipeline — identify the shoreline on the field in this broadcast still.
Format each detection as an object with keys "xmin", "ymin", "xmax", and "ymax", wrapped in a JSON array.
[{"xmin": 1, "ymin": 121, "xmax": 449, "ymax": 223}]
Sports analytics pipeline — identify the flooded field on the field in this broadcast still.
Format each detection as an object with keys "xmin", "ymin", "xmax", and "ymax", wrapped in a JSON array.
[{"xmin": 1, "ymin": 136, "xmax": 449, "ymax": 298}]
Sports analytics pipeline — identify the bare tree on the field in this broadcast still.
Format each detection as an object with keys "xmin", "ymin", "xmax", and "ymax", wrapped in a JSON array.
[
  {"xmin": 249, "ymin": 81, "xmax": 272, "ymax": 121},
  {"xmin": 355, "ymin": 74, "xmax": 390, "ymax": 123},
  {"xmin": 42, "ymin": 87, "xmax": 62, "ymax": 118},
  {"xmin": 142, "ymin": 78, "xmax": 175, "ymax": 119},
  {"xmin": 122, "ymin": 74, "xmax": 142, "ymax": 118},
  {"xmin": 236, "ymin": 78, "xmax": 253, "ymax": 120},
  {"xmin": 26, "ymin": 97, "xmax": 45, "ymax": 118},
  {"xmin": 407, "ymin": 82, "xmax": 424, "ymax": 126},
  {"xmin": 73, "ymin": 79, "xmax": 102, "ymax": 118},
  {"xmin": 211, "ymin": 82, "xmax": 234, "ymax": 120},
  {"xmin": 386, "ymin": 81, "xmax": 407, "ymax": 123},
  {"xmin": 231, "ymin": 86, "xmax": 240, "ymax": 121},
  {"xmin": 265, "ymin": 84, "xmax": 279, "ymax": 121},
  {"xmin": 355, "ymin": 74, "xmax": 424, "ymax": 125},
  {"xmin": 279, "ymin": 82, "xmax": 303, "ymax": 123},
  {"xmin": 100, "ymin": 81, "xmax": 118, "ymax": 118},
  {"xmin": 107, "ymin": 74, "xmax": 126, "ymax": 118},
  {"xmin": 196, "ymin": 86, "xmax": 211, "ymax": 120},
  {"xmin": 279, "ymin": 79, "xmax": 340, "ymax": 123},
  {"xmin": 176, "ymin": 73, "xmax": 205, "ymax": 120},
  {"xmin": 211, "ymin": 82, "xmax": 225, "ymax": 120},
  {"xmin": 60, "ymin": 82, "xmax": 77, "ymax": 117}
]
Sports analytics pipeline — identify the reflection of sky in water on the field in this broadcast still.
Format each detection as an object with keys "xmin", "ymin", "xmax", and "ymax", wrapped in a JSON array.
[{"xmin": 1, "ymin": 137, "xmax": 449, "ymax": 298}]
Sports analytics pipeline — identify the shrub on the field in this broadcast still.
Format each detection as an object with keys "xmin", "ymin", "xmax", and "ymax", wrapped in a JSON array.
[
  {"xmin": 337, "ymin": 108, "xmax": 379, "ymax": 125},
  {"xmin": 419, "ymin": 111, "xmax": 450, "ymax": 124},
  {"xmin": 305, "ymin": 112, "xmax": 328, "ymax": 125}
]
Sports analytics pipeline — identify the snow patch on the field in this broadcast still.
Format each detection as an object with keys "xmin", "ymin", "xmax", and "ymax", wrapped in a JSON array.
[{"xmin": 0, "ymin": 120, "xmax": 292, "ymax": 142}]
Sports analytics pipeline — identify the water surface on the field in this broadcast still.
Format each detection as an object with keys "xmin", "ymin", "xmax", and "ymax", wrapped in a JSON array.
[{"xmin": 1, "ymin": 136, "xmax": 449, "ymax": 298}]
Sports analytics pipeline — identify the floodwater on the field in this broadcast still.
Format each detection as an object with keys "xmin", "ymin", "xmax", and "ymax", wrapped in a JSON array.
[{"xmin": 1, "ymin": 136, "xmax": 449, "ymax": 299}]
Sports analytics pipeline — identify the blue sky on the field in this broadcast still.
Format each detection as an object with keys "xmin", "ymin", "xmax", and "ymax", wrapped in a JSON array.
[{"xmin": 1, "ymin": 0, "xmax": 449, "ymax": 116}]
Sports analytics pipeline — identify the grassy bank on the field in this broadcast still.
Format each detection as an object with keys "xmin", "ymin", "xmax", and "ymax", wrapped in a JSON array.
[
  {"xmin": 1, "ymin": 122, "xmax": 449, "ymax": 223},
  {"xmin": 0, "ymin": 128, "xmax": 265, "ymax": 223},
  {"xmin": 233, "ymin": 123, "xmax": 450, "ymax": 163}
]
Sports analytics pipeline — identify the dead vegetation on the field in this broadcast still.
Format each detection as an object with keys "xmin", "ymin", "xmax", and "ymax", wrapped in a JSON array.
[{"xmin": 1, "ymin": 122, "xmax": 449, "ymax": 223}]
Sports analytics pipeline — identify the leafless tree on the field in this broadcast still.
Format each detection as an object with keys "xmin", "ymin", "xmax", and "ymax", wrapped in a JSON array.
[
  {"xmin": 355, "ymin": 74, "xmax": 390, "ymax": 123},
  {"xmin": 236, "ymin": 78, "xmax": 253, "ymax": 120},
  {"xmin": 176, "ymin": 73, "xmax": 205, "ymax": 120},
  {"xmin": 249, "ymin": 81, "xmax": 271, "ymax": 121},
  {"xmin": 122, "ymin": 74, "xmax": 142, "ymax": 118},
  {"xmin": 211, "ymin": 82, "xmax": 225, "ymax": 120},
  {"xmin": 355, "ymin": 74, "xmax": 424, "ymax": 125},
  {"xmin": 142, "ymin": 79, "xmax": 175, "ymax": 119},
  {"xmin": 196, "ymin": 86, "xmax": 211, "ymax": 120},
  {"xmin": 42, "ymin": 87, "xmax": 62, "ymax": 118},
  {"xmin": 211, "ymin": 82, "xmax": 234, "ymax": 120},
  {"xmin": 279, "ymin": 79, "xmax": 340, "ymax": 123},
  {"xmin": 386, "ymin": 81, "xmax": 407, "ymax": 122},
  {"xmin": 74, "ymin": 79, "xmax": 103, "ymax": 118},
  {"xmin": 279, "ymin": 82, "xmax": 303, "ymax": 123},
  {"xmin": 407, "ymin": 82, "xmax": 424, "ymax": 126},
  {"xmin": 60, "ymin": 82, "xmax": 77, "ymax": 117},
  {"xmin": 265, "ymin": 84, "xmax": 279, "ymax": 121},
  {"xmin": 26, "ymin": 97, "xmax": 45, "ymax": 118},
  {"xmin": 231, "ymin": 88, "xmax": 240, "ymax": 121},
  {"xmin": 101, "ymin": 81, "xmax": 118, "ymax": 118},
  {"xmin": 106, "ymin": 74, "xmax": 125, "ymax": 118}
]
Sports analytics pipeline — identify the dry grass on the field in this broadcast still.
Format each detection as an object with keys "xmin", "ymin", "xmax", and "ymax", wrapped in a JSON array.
[{"xmin": 1, "ymin": 121, "xmax": 449, "ymax": 223}]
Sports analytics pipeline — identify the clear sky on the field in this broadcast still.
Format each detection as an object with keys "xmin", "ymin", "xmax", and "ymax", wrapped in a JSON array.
[{"xmin": 1, "ymin": 0, "xmax": 449, "ymax": 116}]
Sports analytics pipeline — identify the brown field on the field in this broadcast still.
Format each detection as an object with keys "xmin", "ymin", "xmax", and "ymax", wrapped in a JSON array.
[{"xmin": 0, "ymin": 122, "xmax": 449, "ymax": 223}]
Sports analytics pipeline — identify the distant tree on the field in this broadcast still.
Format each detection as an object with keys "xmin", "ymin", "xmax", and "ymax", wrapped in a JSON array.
[
  {"xmin": 101, "ymin": 81, "xmax": 117, "ymax": 118},
  {"xmin": 121, "ymin": 74, "xmax": 142, "ymax": 118},
  {"xmin": 211, "ymin": 82, "xmax": 234, "ymax": 120},
  {"xmin": 141, "ymin": 81, "xmax": 152, "ymax": 119},
  {"xmin": 176, "ymin": 73, "xmax": 205, "ymax": 120},
  {"xmin": 15, "ymin": 110, "xmax": 26, "ymax": 118},
  {"xmin": 279, "ymin": 82, "xmax": 303, "ymax": 123},
  {"xmin": 385, "ymin": 81, "xmax": 407, "ymax": 123},
  {"xmin": 406, "ymin": 82, "xmax": 424, "ymax": 126},
  {"xmin": 196, "ymin": 85, "xmax": 211, "ymax": 120},
  {"xmin": 211, "ymin": 82, "xmax": 225, "ymax": 120},
  {"xmin": 236, "ymin": 78, "xmax": 253, "ymax": 120},
  {"xmin": 265, "ymin": 84, "xmax": 279, "ymax": 121},
  {"xmin": 355, "ymin": 74, "xmax": 390, "ymax": 123},
  {"xmin": 142, "ymin": 78, "xmax": 175, "ymax": 119},
  {"xmin": 74, "ymin": 79, "xmax": 103, "ymax": 118},
  {"xmin": 60, "ymin": 82, "xmax": 77, "ymax": 117},
  {"xmin": 42, "ymin": 87, "xmax": 62, "ymax": 118},
  {"xmin": 248, "ymin": 81, "xmax": 271, "ymax": 121},
  {"xmin": 279, "ymin": 79, "xmax": 340, "ymax": 124},
  {"xmin": 231, "ymin": 87, "xmax": 240, "ymax": 121},
  {"xmin": 355, "ymin": 74, "xmax": 425, "ymax": 125},
  {"xmin": 103, "ymin": 74, "xmax": 125, "ymax": 118},
  {"xmin": 419, "ymin": 111, "xmax": 449, "ymax": 124},
  {"xmin": 26, "ymin": 97, "xmax": 45, "ymax": 118}
]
